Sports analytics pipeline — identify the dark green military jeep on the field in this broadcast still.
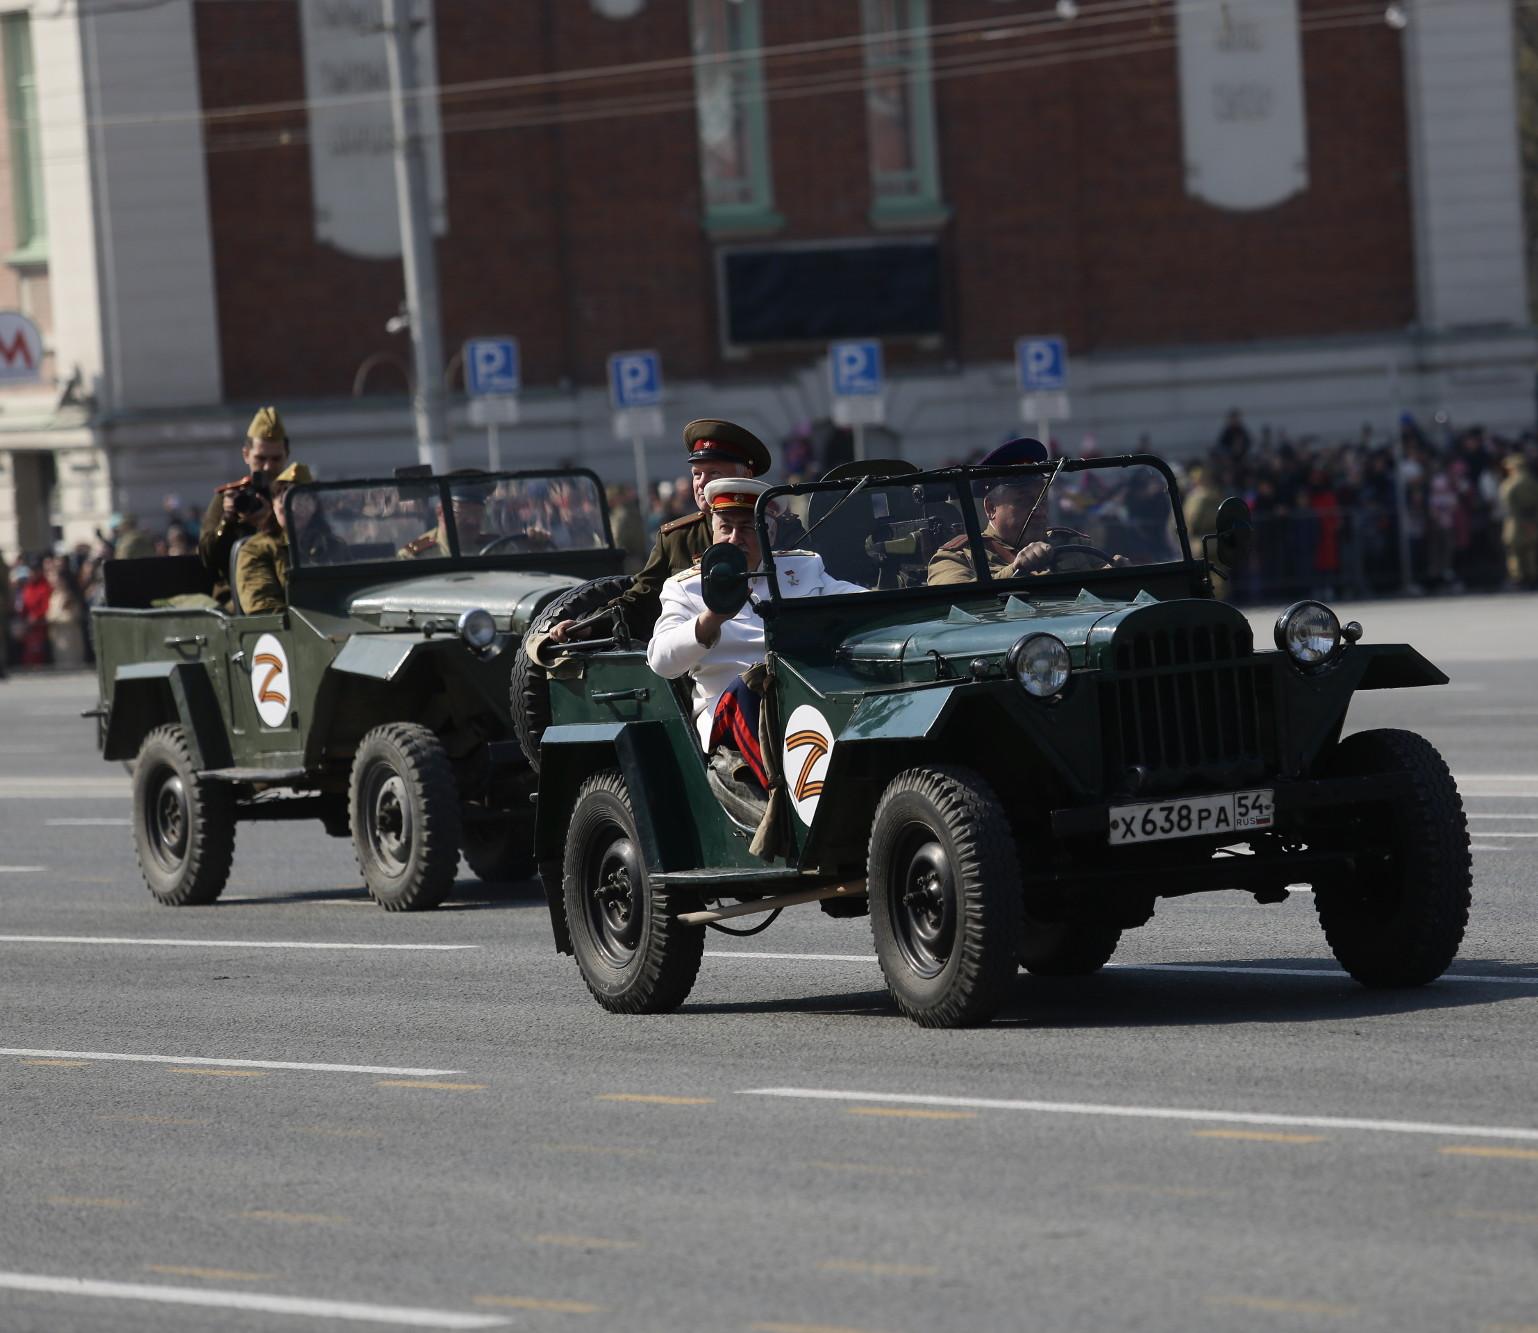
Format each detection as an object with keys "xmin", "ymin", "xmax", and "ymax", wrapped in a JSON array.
[
  {"xmin": 525, "ymin": 455, "xmax": 1470, "ymax": 1028},
  {"xmin": 91, "ymin": 469, "xmax": 621, "ymax": 910}
]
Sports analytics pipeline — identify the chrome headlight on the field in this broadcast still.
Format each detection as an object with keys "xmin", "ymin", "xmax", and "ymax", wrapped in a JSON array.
[
  {"xmin": 458, "ymin": 607, "xmax": 497, "ymax": 650},
  {"xmin": 1274, "ymin": 600, "xmax": 1341, "ymax": 667},
  {"xmin": 1008, "ymin": 633, "xmax": 1071, "ymax": 698}
]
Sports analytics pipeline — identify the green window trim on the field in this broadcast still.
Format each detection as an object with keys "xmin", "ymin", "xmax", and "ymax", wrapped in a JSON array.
[
  {"xmin": 2, "ymin": 12, "xmax": 47, "ymax": 265},
  {"xmin": 691, "ymin": 0, "xmax": 780, "ymax": 233},
  {"xmin": 861, "ymin": 0, "xmax": 944, "ymax": 226}
]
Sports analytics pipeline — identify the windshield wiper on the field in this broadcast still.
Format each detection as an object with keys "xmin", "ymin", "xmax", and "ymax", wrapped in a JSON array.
[
  {"xmin": 796, "ymin": 473, "xmax": 874, "ymax": 549},
  {"xmin": 1013, "ymin": 457, "xmax": 1066, "ymax": 550}
]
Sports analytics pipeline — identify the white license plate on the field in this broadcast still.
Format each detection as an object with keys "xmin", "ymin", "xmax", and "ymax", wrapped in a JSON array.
[{"xmin": 1108, "ymin": 789, "xmax": 1275, "ymax": 845}]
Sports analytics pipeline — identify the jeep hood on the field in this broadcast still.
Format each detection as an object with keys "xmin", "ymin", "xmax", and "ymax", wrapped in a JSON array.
[{"xmin": 346, "ymin": 569, "xmax": 588, "ymax": 635}]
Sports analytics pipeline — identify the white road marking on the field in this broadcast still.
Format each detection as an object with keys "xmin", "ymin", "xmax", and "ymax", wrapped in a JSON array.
[
  {"xmin": 0, "ymin": 778, "xmax": 128, "ymax": 800},
  {"xmin": 0, "ymin": 935, "xmax": 477, "ymax": 952},
  {"xmin": 0, "ymin": 1049, "xmax": 462, "ymax": 1077},
  {"xmin": 1468, "ymin": 814, "xmax": 1538, "ymax": 819},
  {"xmin": 46, "ymin": 818, "xmax": 131, "ymax": 827},
  {"xmin": 0, "ymin": 1273, "xmax": 509, "ymax": 1328},
  {"xmin": 1461, "ymin": 831, "xmax": 1538, "ymax": 837},
  {"xmin": 742, "ymin": 1088, "xmax": 1538, "ymax": 1142},
  {"xmin": 1471, "ymin": 845, "xmax": 1516, "ymax": 852},
  {"xmin": 705, "ymin": 951, "xmax": 1538, "ymax": 986},
  {"xmin": 0, "ymin": 867, "xmax": 45, "ymax": 873}
]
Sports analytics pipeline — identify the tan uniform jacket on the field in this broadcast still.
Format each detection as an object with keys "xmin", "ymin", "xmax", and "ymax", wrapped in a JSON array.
[
  {"xmin": 235, "ymin": 530, "xmax": 288, "ymax": 615},
  {"xmin": 603, "ymin": 510, "xmax": 713, "ymax": 635},
  {"xmin": 199, "ymin": 480, "xmax": 260, "ymax": 599},
  {"xmin": 1499, "ymin": 470, "xmax": 1538, "ymax": 543},
  {"xmin": 926, "ymin": 522, "xmax": 1016, "ymax": 586},
  {"xmin": 397, "ymin": 528, "xmax": 450, "ymax": 559}
]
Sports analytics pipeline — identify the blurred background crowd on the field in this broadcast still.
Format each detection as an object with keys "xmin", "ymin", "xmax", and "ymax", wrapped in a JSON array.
[{"xmin": 3, "ymin": 412, "xmax": 1536, "ymax": 676}]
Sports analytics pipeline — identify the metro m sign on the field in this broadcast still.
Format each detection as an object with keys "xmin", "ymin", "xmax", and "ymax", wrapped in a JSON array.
[{"xmin": 0, "ymin": 311, "xmax": 44, "ymax": 384}]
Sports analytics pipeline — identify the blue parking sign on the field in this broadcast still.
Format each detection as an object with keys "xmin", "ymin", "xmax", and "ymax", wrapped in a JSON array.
[
  {"xmin": 608, "ymin": 350, "xmax": 663, "ymax": 409},
  {"xmin": 830, "ymin": 340, "xmax": 884, "ymax": 397},
  {"xmin": 1015, "ymin": 336, "xmax": 1067, "ymax": 392},
  {"xmin": 464, "ymin": 337, "xmax": 521, "ymax": 396}
]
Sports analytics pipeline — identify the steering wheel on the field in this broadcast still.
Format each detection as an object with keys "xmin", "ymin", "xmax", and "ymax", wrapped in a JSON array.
[
  {"xmin": 478, "ymin": 533, "xmax": 531, "ymax": 556},
  {"xmin": 1045, "ymin": 543, "xmax": 1116, "ymax": 572}
]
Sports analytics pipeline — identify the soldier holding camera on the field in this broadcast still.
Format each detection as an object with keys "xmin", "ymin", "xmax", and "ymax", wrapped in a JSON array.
[{"xmin": 198, "ymin": 406, "xmax": 291, "ymax": 604}]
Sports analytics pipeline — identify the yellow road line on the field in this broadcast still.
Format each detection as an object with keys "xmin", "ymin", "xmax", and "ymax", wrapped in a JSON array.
[
  {"xmin": 240, "ymin": 1210, "xmax": 346, "ymax": 1226},
  {"xmin": 1193, "ymin": 1129, "xmax": 1326, "ymax": 1144},
  {"xmin": 145, "ymin": 1265, "xmax": 274, "ymax": 1282},
  {"xmin": 169, "ymin": 1067, "xmax": 266, "ymax": 1078},
  {"xmin": 817, "ymin": 1259, "xmax": 939, "ymax": 1278},
  {"xmin": 595, "ymin": 1094, "xmax": 715, "ymax": 1106},
  {"xmin": 375, "ymin": 1080, "xmax": 486, "ymax": 1091},
  {"xmin": 47, "ymin": 1197, "xmax": 134, "ymax": 1209},
  {"xmin": 473, "ymin": 1296, "xmax": 605, "ymax": 1314},
  {"xmin": 1207, "ymin": 1295, "xmax": 1357, "ymax": 1318},
  {"xmin": 23, "ymin": 1058, "xmax": 89, "ymax": 1068},
  {"xmin": 847, "ymin": 1106, "xmax": 976, "ymax": 1121},
  {"xmin": 1440, "ymin": 1146, "xmax": 1538, "ymax": 1161},
  {"xmin": 533, "ymin": 1235, "xmax": 640, "ymax": 1251},
  {"xmin": 1455, "ymin": 1209, "xmax": 1538, "ymax": 1225}
]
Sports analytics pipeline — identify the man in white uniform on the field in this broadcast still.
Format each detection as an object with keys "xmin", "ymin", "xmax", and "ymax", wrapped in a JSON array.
[{"xmin": 648, "ymin": 478, "xmax": 866, "ymax": 784}]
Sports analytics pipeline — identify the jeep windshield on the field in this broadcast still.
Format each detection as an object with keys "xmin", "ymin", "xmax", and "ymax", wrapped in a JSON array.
[
  {"xmin": 760, "ymin": 456, "xmax": 1190, "ymax": 598},
  {"xmin": 285, "ymin": 471, "xmax": 611, "ymax": 568}
]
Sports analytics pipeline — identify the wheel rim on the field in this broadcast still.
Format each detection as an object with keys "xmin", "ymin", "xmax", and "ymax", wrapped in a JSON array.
[
  {"xmin": 143, "ymin": 764, "xmax": 190, "ymax": 872},
  {"xmin": 365, "ymin": 767, "xmax": 413, "ymax": 876},
  {"xmin": 583, "ymin": 821, "xmax": 645, "ymax": 968},
  {"xmin": 890, "ymin": 828, "xmax": 957, "ymax": 979}
]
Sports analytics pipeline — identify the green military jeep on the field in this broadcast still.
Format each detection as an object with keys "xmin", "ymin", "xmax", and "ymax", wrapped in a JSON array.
[
  {"xmin": 92, "ymin": 468, "xmax": 622, "ymax": 910},
  {"xmin": 525, "ymin": 455, "xmax": 1471, "ymax": 1028}
]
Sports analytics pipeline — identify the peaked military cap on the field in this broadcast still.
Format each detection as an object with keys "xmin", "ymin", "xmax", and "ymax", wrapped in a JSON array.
[
  {"xmin": 684, "ymin": 419, "xmax": 770, "ymax": 477},
  {"xmin": 702, "ymin": 476, "xmax": 772, "ymax": 512},
  {"xmin": 247, "ymin": 406, "xmax": 288, "ymax": 444},
  {"xmin": 445, "ymin": 467, "xmax": 495, "ymax": 502},
  {"xmin": 976, "ymin": 436, "xmax": 1049, "ymax": 497}
]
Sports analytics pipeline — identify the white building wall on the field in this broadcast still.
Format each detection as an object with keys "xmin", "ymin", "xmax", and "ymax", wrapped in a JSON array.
[{"xmin": 1403, "ymin": 0, "xmax": 1530, "ymax": 329}]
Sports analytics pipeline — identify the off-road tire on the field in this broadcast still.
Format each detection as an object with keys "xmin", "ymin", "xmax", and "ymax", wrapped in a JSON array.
[
  {"xmin": 1019, "ymin": 911, "xmax": 1122, "ymax": 976},
  {"xmin": 1314, "ymin": 728, "xmax": 1470, "ymax": 987},
  {"xmin": 867, "ymin": 765, "xmax": 1024, "ymax": 1027},
  {"xmin": 461, "ymin": 810, "xmax": 535, "ymax": 884},
  {"xmin": 563, "ymin": 770, "xmax": 704, "ymax": 1013},
  {"xmin": 511, "ymin": 575, "xmax": 633, "ymax": 774},
  {"xmin": 131, "ymin": 724, "xmax": 236, "ymax": 906},
  {"xmin": 350, "ymin": 723, "xmax": 462, "ymax": 912}
]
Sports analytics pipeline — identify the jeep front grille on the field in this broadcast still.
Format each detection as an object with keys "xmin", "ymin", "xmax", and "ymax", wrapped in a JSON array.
[{"xmin": 1099, "ymin": 623, "xmax": 1277, "ymax": 792}]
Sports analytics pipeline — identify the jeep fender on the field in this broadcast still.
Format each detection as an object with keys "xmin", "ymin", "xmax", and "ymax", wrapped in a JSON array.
[{"xmin": 103, "ymin": 661, "xmax": 232, "ymax": 769}]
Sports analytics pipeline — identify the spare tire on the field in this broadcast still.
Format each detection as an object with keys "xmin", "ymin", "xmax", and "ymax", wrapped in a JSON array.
[{"xmin": 511, "ymin": 574, "xmax": 633, "ymax": 774}]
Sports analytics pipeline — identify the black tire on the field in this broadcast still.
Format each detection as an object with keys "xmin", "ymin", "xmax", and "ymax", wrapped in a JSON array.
[
  {"xmin": 563, "ymin": 770, "xmax": 704, "ymax": 1013},
  {"xmin": 1314, "ymin": 728, "xmax": 1471, "ymax": 988},
  {"xmin": 1019, "ymin": 911, "xmax": 1122, "ymax": 977},
  {"xmin": 867, "ymin": 765, "xmax": 1024, "ymax": 1027},
  {"xmin": 461, "ymin": 811, "xmax": 534, "ymax": 884},
  {"xmin": 349, "ymin": 722, "xmax": 462, "ymax": 911},
  {"xmin": 131, "ymin": 725, "xmax": 236, "ymax": 906},
  {"xmin": 511, "ymin": 575, "xmax": 633, "ymax": 774}
]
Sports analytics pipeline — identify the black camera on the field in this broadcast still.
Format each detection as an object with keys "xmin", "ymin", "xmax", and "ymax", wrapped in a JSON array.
[{"xmin": 230, "ymin": 470, "xmax": 271, "ymax": 519}]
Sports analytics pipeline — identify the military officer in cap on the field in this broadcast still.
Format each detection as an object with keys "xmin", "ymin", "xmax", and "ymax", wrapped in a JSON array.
[
  {"xmin": 200, "ymin": 406, "xmax": 291, "ymax": 603},
  {"xmin": 648, "ymin": 478, "xmax": 865, "ymax": 783},
  {"xmin": 397, "ymin": 469, "xmax": 508, "ymax": 558},
  {"xmin": 234, "ymin": 462, "xmax": 319, "ymax": 615},
  {"xmin": 927, "ymin": 437, "xmax": 1057, "ymax": 586},
  {"xmin": 549, "ymin": 418, "xmax": 770, "ymax": 643}
]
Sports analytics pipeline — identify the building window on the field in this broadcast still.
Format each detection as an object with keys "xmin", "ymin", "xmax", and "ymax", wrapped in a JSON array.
[
  {"xmin": 2, "ymin": 13, "xmax": 46, "ymax": 265},
  {"xmin": 691, "ymin": 0, "xmax": 780, "ymax": 232},
  {"xmin": 861, "ymin": 0, "xmax": 945, "ymax": 225}
]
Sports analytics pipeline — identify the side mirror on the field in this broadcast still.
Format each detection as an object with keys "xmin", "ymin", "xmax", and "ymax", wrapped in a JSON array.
[
  {"xmin": 700, "ymin": 542, "xmax": 750, "ymax": 616},
  {"xmin": 1213, "ymin": 496, "xmax": 1252, "ymax": 563}
]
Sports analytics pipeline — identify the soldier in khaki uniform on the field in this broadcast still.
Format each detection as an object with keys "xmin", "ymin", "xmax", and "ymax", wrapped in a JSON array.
[
  {"xmin": 927, "ymin": 438, "xmax": 1053, "ymax": 586},
  {"xmin": 550, "ymin": 419, "xmax": 771, "ymax": 642},
  {"xmin": 397, "ymin": 470, "xmax": 501, "ymax": 558},
  {"xmin": 234, "ymin": 463, "xmax": 313, "ymax": 614},
  {"xmin": 1499, "ymin": 453, "xmax": 1538, "ymax": 589},
  {"xmin": 200, "ymin": 407, "xmax": 291, "ymax": 602}
]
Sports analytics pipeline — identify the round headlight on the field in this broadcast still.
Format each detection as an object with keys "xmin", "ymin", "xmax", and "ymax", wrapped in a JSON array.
[
  {"xmin": 1008, "ymin": 633, "xmax": 1071, "ymax": 698},
  {"xmin": 1274, "ymin": 600, "xmax": 1341, "ymax": 666},
  {"xmin": 458, "ymin": 607, "xmax": 497, "ymax": 650}
]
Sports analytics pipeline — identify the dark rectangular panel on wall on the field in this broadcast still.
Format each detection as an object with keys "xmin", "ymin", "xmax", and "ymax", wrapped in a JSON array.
[{"xmin": 719, "ymin": 240, "xmax": 942, "ymax": 347}]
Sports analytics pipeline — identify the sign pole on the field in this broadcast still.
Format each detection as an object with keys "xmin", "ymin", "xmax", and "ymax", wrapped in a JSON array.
[
  {"xmin": 853, "ymin": 423, "xmax": 866, "ymax": 462},
  {"xmin": 1036, "ymin": 417, "xmax": 1050, "ymax": 452},
  {"xmin": 487, "ymin": 422, "xmax": 501, "ymax": 471},
  {"xmin": 631, "ymin": 434, "xmax": 649, "ymax": 511}
]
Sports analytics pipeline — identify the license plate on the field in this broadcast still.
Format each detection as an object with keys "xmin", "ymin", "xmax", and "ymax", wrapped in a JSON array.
[{"xmin": 1108, "ymin": 789, "xmax": 1275, "ymax": 845}]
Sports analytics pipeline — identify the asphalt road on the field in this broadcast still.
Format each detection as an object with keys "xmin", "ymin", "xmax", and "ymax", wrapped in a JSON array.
[{"xmin": 2, "ymin": 594, "xmax": 1536, "ymax": 1333}]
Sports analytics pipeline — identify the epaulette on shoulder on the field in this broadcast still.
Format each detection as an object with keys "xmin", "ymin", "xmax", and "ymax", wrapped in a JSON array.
[
  {"xmin": 214, "ymin": 474, "xmax": 253, "ymax": 495},
  {"xmin": 660, "ymin": 511, "xmax": 705, "ymax": 536},
  {"xmin": 937, "ymin": 534, "xmax": 969, "ymax": 552},
  {"xmin": 399, "ymin": 532, "xmax": 437, "ymax": 556}
]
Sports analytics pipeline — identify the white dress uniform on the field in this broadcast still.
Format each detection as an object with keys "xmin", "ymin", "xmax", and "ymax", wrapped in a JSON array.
[{"xmin": 647, "ymin": 552, "xmax": 867, "ymax": 748}]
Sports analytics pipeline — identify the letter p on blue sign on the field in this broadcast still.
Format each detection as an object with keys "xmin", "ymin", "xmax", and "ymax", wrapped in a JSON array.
[{"xmin": 608, "ymin": 350, "xmax": 663, "ymax": 409}]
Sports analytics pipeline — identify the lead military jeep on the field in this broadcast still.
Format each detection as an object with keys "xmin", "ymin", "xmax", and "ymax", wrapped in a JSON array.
[
  {"xmin": 526, "ymin": 455, "xmax": 1471, "ymax": 1028},
  {"xmin": 91, "ymin": 468, "xmax": 621, "ymax": 910}
]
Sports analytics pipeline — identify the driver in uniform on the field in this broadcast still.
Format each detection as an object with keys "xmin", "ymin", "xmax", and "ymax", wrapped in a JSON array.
[
  {"xmin": 927, "ymin": 438, "xmax": 1055, "ymax": 585},
  {"xmin": 397, "ymin": 470, "xmax": 502, "ymax": 558}
]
